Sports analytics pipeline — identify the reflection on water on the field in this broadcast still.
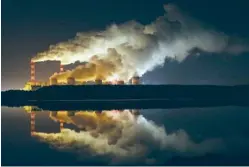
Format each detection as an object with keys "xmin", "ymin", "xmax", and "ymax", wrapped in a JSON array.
[
  {"xmin": 30, "ymin": 109, "xmax": 222, "ymax": 164},
  {"xmin": 2, "ymin": 106, "xmax": 249, "ymax": 165}
]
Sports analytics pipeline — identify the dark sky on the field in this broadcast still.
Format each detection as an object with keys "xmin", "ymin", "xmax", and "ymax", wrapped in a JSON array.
[{"xmin": 2, "ymin": 0, "xmax": 249, "ymax": 90}]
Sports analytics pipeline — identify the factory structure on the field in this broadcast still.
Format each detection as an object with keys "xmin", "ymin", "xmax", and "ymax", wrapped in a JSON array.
[{"xmin": 23, "ymin": 60, "xmax": 140, "ymax": 91}]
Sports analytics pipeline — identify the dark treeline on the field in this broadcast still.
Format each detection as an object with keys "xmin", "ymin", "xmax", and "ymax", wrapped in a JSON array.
[
  {"xmin": 2, "ymin": 85, "xmax": 249, "ymax": 106},
  {"xmin": 4, "ymin": 99, "xmax": 248, "ymax": 111}
]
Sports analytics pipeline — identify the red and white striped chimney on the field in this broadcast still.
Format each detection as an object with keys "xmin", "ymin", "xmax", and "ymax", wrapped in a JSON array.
[
  {"xmin": 60, "ymin": 62, "xmax": 64, "ymax": 72},
  {"xmin": 30, "ymin": 60, "xmax": 35, "ymax": 82},
  {"xmin": 30, "ymin": 112, "xmax": 36, "ymax": 136}
]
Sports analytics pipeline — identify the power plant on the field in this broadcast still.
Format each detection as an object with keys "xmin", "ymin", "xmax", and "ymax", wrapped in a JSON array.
[{"xmin": 23, "ymin": 60, "xmax": 140, "ymax": 91}]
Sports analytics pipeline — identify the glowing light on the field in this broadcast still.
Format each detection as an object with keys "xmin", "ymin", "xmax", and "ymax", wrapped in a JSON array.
[{"xmin": 106, "ymin": 73, "xmax": 120, "ymax": 83}]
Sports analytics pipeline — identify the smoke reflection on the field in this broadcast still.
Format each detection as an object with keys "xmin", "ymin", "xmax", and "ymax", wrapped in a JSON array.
[{"xmin": 28, "ymin": 108, "xmax": 223, "ymax": 165}]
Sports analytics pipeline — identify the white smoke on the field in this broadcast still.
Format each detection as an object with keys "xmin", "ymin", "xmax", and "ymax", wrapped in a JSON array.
[
  {"xmin": 33, "ymin": 110, "xmax": 223, "ymax": 165},
  {"xmin": 32, "ymin": 4, "xmax": 249, "ymax": 80}
]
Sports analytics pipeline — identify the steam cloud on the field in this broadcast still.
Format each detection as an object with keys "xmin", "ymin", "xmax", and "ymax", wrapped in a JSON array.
[
  {"xmin": 49, "ymin": 48, "xmax": 129, "ymax": 82},
  {"xmin": 34, "ymin": 110, "xmax": 223, "ymax": 165},
  {"xmin": 32, "ymin": 4, "xmax": 249, "ymax": 81}
]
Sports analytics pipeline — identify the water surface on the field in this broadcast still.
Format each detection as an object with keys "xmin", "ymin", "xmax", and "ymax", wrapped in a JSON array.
[{"xmin": 2, "ymin": 106, "xmax": 249, "ymax": 165}]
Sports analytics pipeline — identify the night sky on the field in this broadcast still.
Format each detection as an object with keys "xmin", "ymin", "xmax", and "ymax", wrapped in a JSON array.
[{"xmin": 2, "ymin": 0, "xmax": 249, "ymax": 90}]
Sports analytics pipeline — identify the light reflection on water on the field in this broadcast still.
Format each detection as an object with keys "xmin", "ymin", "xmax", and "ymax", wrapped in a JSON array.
[{"xmin": 2, "ymin": 106, "xmax": 249, "ymax": 165}]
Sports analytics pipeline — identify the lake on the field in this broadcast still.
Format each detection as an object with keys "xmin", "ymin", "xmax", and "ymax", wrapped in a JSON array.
[{"xmin": 2, "ymin": 106, "xmax": 249, "ymax": 165}]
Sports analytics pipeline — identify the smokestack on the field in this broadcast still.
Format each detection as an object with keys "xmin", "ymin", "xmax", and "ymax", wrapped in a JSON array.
[
  {"xmin": 60, "ymin": 62, "xmax": 64, "ymax": 72},
  {"xmin": 30, "ymin": 112, "xmax": 35, "ymax": 136},
  {"xmin": 30, "ymin": 60, "xmax": 35, "ymax": 82}
]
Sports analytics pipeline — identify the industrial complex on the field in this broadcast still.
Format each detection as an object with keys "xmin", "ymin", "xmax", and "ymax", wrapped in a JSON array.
[{"xmin": 23, "ymin": 60, "xmax": 140, "ymax": 91}]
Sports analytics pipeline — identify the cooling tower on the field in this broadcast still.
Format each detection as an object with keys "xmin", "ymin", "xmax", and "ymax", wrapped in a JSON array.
[
  {"xmin": 67, "ymin": 77, "xmax": 75, "ymax": 85},
  {"xmin": 95, "ymin": 79, "xmax": 102, "ymax": 85},
  {"xmin": 131, "ymin": 109, "xmax": 140, "ymax": 116},
  {"xmin": 128, "ymin": 78, "xmax": 132, "ymax": 84},
  {"xmin": 131, "ymin": 76, "xmax": 140, "ymax": 85},
  {"xmin": 50, "ymin": 78, "xmax": 58, "ymax": 85},
  {"xmin": 117, "ymin": 80, "xmax": 125, "ymax": 85},
  {"xmin": 104, "ymin": 81, "xmax": 112, "ymax": 85},
  {"xmin": 67, "ymin": 111, "xmax": 76, "ymax": 117}
]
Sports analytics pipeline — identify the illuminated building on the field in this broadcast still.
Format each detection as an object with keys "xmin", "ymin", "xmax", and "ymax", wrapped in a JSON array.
[{"xmin": 23, "ymin": 60, "xmax": 140, "ymax": 90}]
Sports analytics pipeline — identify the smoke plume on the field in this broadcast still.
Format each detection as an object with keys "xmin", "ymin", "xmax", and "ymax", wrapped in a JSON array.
[
  {"xmin": 32, "ymin": 4, "xmax": 249, "ymax": 81},
  {"xmin": 34, "ymin": 110, "xmax": 223, "ymax": 165},
  {"xmin": 49, "ymin": 48, "xmax": 133, "ymax": 82}
]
